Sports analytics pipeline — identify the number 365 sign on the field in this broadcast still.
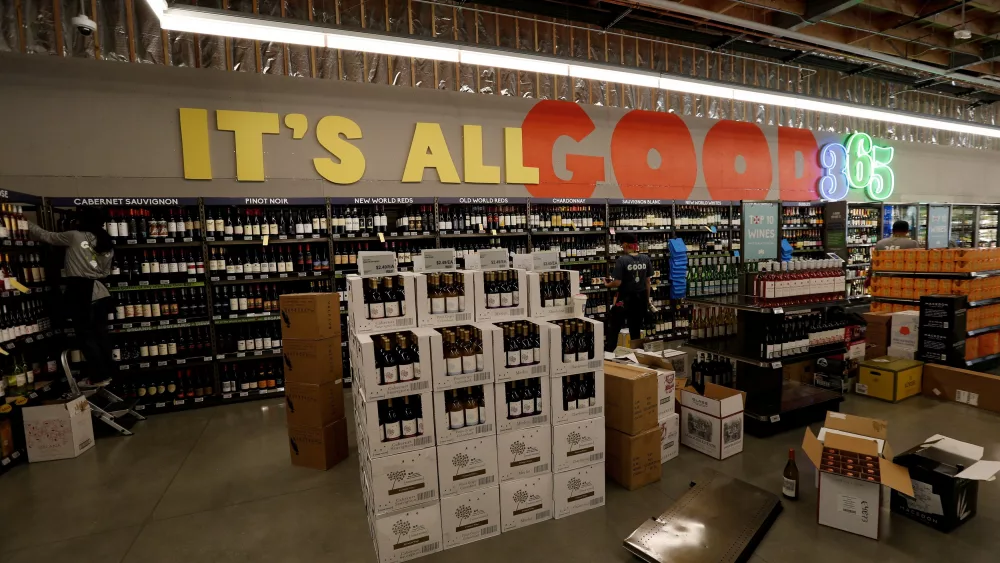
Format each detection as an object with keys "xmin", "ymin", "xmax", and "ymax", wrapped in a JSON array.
[{"xmin": 818, "ymin": 133, "xmax": 895, "ymax": 202}]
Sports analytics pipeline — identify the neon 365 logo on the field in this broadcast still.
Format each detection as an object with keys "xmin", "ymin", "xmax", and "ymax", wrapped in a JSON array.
[{"xmin": 818, "ymin": 132, "xmax": 895, "ymax": 201}]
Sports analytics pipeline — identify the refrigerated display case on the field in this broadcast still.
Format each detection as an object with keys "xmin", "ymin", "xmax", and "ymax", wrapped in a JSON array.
[
  {"xmin": 977, "ymin": 205, "xmax": 999, "ymax": 248},
  {"xmin": 884, "ymin": 204, "xmax": 920, "ymax": 244},
  {"xmin": 950, "ymin": 205, "xmax": 976, "ymax": 248}
]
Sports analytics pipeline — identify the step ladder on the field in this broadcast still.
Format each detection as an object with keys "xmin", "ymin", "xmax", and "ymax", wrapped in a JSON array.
[{"xmin": 61, "ymin": 349, "xmax": 145, "ymax": 436}]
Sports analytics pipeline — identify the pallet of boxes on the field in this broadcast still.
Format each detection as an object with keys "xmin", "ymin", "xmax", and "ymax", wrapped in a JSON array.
[{"xmin": 280, "ymin": 292, "xmax": 348, "ymax": 470}]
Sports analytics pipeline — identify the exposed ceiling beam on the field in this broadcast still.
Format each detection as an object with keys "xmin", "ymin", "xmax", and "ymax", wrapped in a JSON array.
[
  {"xmin": 949, "ymin": 41, "xmax": 1000, "ymax": 69},
  {"xmin": 772, "ymin": 0, "xmax": 864, "ymax": 31}
]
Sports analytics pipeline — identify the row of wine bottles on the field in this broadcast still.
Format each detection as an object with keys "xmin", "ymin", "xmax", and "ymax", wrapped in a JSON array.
[
  {"xmin": 373, "ymin": 332, "xmax": 420, "ymax": 386},
  {"xmin": 529, "ymin": 206, "xmax": 604, "ymax": 229},
  {"xmin": 427, "ymin": 272, "xmax": 467, "ymax": 314},
  {"xmin": 1, "ymin": 204, "xmax": 30, "ymax": 241},
  {"xmin": 498, "ymin": 321, "xmax": 542, "ymax": 368},
  {"xmin": 377, "ymin": 395, "xmax": 426, "ymax": 441},
  {"xmin": 103, "ymin": 208, "xmax": 201, "ymax": 241},
  {"xmin": 440, "ymin": 326, "xmax": 485, "ymax": 376},
  {"xmin": 110, "ymin": 287, "xmax": 207, "ymax": 320},
  {"xmin": 109, "ymin": 251, "xmax": 203, "ymax": 283},
  {"xmin": 204, "ymin": 207, "xmax": 327, "ymax": 238},
  {"xmin": 2, "ymin": 253, "xmax": 45, "ymax": 286},
  {"xmin": 362, "ymin": 276, "xmax": 407, "ymax": 320},
  {"xmin": 111, "ymin": 326, "xmax": 213, "ymax": 361},
  {"xmin": 208, "ymin": 245, "xmax": 329, "ymax": 274},
  {"xmin": 0, "ymin": 299, "xmax": 50, "ymax": 343},
  {"xmin": 553, "ymin": 319, "xmax": 596, "ymax": 363},
  {"xmin": 216, "ymin": 324, "xmax": 283, "ymax": 354},
  {"xmin": 502, "ymin": 378, "xmax": 545, "ymax": 419},
  {"xmin": 438, "ymin": 206, "xmax": 527, "ymax": 232},
  {"xmin": 445, "ymin": 386, "xmax": 490, "ymax": 430}
]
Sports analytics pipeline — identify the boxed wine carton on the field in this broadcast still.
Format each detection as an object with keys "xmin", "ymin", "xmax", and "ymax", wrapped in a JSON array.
[
  {"xmin": 890, "ymin": 310, "xmax": 920, "ymax": 349},
  {"xmin": 284, "ymin": 379, "xmax": 345, "ymax": 427},
  {"xmin": 345, "ymin": 271, "xmax": 418, "ymax": 334},
  {"xmin": 499, "ymin": 473, "xmax": 553, "ymax": 532},
  {"xmin": 496, "ymin": 425, "xmax": 552, "ymax": 482},
  {"xmin": 551, "ymin": 417, "xmax": 606, "ymax": 473},
  {"xmin": 282, "ymin": 337, "xmax": 343, "ymax": 385},
  {"xmin": 889, "ymin": 435, "xmax": 1000, "ymax": 532},
  {"xmin": 603, "ymin": 361, "xmax": 659, "ymax": 435},
  {"xmin": 351, "ymin": 329, "xmax": 433, "ymax": 401},
  {"xmin": 440, "ymin": 487, "xmax": 501, "ymax": 549},
  {"xmin": 426, "ymin": 323, "xmax": 498, "ymax": 392},
  {"xmin": 287, "ymin": 418, "xmax": 348, "ymax": 470},
  {"xmin": 22, "ymin": 395, "xmax": 94, "ymax": 463},
  {"xmin": 370, "ymin": 501, "xmax": 442, "ymax": 563},
  {"xmin": 435, "ymin": 436, "xmax": 500, "ymax": 497},
  {"xmin": 659, "ymin": 413, "xmax": 680, "ymax": 464},
  {"xmin": 491, "ymin": 320, "xmax": 550, "ymax": 383},
  {"xmin": 471, "ymin": 269, "xmax": 528, "ymax": 322},
  {"xmin": 357, "ymin": 392, "xmax": 435, "ymax": 458},
  {"xmin": 549, "ymin": 371, "xmax": 605, "ymax": 425},
  {"xmin": 278, "ymin": 293, "xmax": 340, "ymax": 340},
  {"xmin": 363, "ymin": 447, "xmax": 439, "ymax": 514},
  {"xmin": 553, "ymin": 462, "xmax": 606, "ymax": 519},
  {"xmin": 801, "ymin": 412, "xmax": 915, "ymax": 539},
  {"xmin": 545, "ymin": 318, "xmax": 605, "ymax": 376},
  {"xmin": 526, "ymin": 269, "xmax": 582, "ymax": 320},
  {"xmin": 432, "ymin": 384, "xmax": 496, "ymax": 445},
  {"xmin": 494, "ymin": 377, "xmax": 550, "ymax": 432},
  {"xmin": 679, "ymin": 383, "xmax": 745, "ymax": 460},
  {"xmin": 414, "ymin": 269, "xmax": 476, "ymax": 328}
]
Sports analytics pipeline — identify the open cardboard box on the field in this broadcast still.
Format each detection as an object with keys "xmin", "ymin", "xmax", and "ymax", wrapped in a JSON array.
[
  {"xmin": 679, "ymin": 383, "xmax": 745, "ymax": 460},
  {"xmin": 802, "ymin": 412, "xmax": 914, "ymax": 539}
]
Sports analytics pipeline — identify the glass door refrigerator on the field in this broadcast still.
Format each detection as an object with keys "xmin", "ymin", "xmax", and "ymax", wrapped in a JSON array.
[
  {"xmin": 883, "ymin": 204, "xmax": 920, "ymax": 245},
  {"xmin": 950, "ymin": 205, "xmax": 976, "ymax": 248},
  {"xmin": 977, "ymin": 205, "xmax": 999, "ymax": 248}
]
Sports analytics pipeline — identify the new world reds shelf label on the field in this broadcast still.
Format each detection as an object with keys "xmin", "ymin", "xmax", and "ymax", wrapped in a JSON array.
[{"xmin": 51, "ymin": 197, "xmax": 199, "ymax": 206}]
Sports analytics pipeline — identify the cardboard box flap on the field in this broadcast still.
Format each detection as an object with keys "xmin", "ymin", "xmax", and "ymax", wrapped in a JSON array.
[
  {"xmin": 802, "ymin": 428, "xmax": 823, "ymax": 468},
  {"xmin": 817, "ymin": 427, "xmax": 885, "ymax": 454},
  {"xmin": 703, "ymin": 383, "xmax": 745, "ymax": 417},
  {"xmin": 603, "ymin": 361, "xmax": 657, "ymax": 380},
  {"xmin": 878, "ymin": 458, "xmax": 914, "ymax": 497},
  {"xmin": 954, "ymin": 460, "xmax": 1000, "ymax": 481},
  {"xmin": 824, "ymin": 432, "xmax": 879, "ymax": 457},
  {"xmin": 921, "ymin": 434, "xmax": 984, "ymax": 462},
  {"xmin": 823, "ymin": 412, "xmax": 888, "ymax": 440}
]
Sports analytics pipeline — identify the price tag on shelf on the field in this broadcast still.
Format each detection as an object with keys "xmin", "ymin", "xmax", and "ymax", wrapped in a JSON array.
[
  {"xmin": 357, "ymin": 252, "xmax": 398, "ymax": 277},
  {"xmin": 262, "ymin": 235, "xmax": 269, "ymax": 246},
  {"xmin": 9, "ymin": 279, "xmax": 29, "ymax": 293},
  {"xmin": 771, "ymin": 361, "xmax": 782, "ymax": 369},
  {"xmin": 772, "ymin": 307, "xmax": 783, "ymax": 314},
  {"xmin": 421, "ymin": 248, "xmax": 456, "ymax": 272},
  {"xmin": 769, "ymin": 415, "xmax": 781, "ymax": 423},
  {"xmin": 377, "ymin": 232, "xmax": 385, "ymax": 243},
  {"xmin": 194, "ymin": 397, "xmax": 204, "ymax": 403},
  {"xmin": 609, "ymin": 228, "xmax": 615, "ymax": 235}
]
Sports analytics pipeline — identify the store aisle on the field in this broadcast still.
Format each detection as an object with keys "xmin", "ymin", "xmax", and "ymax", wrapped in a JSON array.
[{"xmin": 0, "ymin": 395, "xmax": 997, "ymax": 563}]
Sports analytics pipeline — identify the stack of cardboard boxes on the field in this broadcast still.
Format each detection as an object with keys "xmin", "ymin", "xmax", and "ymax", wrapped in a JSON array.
[
  {"xmin": 619, "ymin": 349, "xmax": 683, "ymax": 465},
  {"xmin": 603, "ymin": 362, "xmax": 661, "ymax": 490},
  {"xmin": 280, "ymin": 293, "xmax": 348, "ymax": 471},
  {"xmin": 863, "ymin": 312, "xmax": 891, "ymax": 360}
]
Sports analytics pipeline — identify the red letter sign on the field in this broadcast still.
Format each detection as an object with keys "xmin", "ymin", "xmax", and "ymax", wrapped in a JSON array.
[
  {"xmin": 777, "ymin": 126, "xmax": 821, "ymax": 201},
  {"xmin": 521, "ymin": 101, "xmax": 605, "ymax": 198},
  {"xmin": 611, "ymin": 110, "xmax": 697, "ymax": 199},
  {"xmin": 702, "ymin": 121, "xmax": 772, "ymax": 200}
]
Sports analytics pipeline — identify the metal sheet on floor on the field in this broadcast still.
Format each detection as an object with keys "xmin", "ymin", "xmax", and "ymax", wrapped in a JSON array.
[{"xmin": 623, "ymin": 470, "xmax": 782, "ymax": 563}]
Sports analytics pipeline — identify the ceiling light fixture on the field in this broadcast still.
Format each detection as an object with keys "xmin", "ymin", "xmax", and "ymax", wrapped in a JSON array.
[{"xmin": 146, "ymin": 2, "xmax": 1000, "ymax": 140}]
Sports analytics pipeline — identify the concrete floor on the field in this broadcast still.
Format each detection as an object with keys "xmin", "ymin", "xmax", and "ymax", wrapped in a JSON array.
[{"xmin": 0, "ymin": 393, "xmax": 997, "ymax": 563}]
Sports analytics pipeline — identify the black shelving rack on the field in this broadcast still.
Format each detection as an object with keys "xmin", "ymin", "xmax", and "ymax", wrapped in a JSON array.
[{"xmin": 781, "ymin": 201, "xmax": 827, "ymax": 256}]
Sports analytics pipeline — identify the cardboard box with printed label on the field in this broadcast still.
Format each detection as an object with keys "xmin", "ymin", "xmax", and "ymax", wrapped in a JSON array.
[
  {"xmin": 889, "ymin": 434, "xmax": 1000, "ymax": 532},
  {"xmin": 494, "ymin": 377, "xmax": 549, "ymax": 432},
  {"xmin": 659, "ymin": 413, "xmax": 679, "ymax": 464},
  {"xmin": 549, "ymin": 371, "xmax": 604, "ymax": 425},
  {"xmin": 288, "ymin": 418, "xmax": 349, "ymax": 470},
  {"xmin": 922, "ymin": 363, "xmax": 1000, "ymax": 414},
  {"xmin": 527, "ymin": 270, "xmax": 582, "ymax": 320},
  {"xmin": 435, "ymin": 436, "xmax": 500, "ymax": 497},
  {"xmin": 282, "ymin": 337, "xmax": 343, "ymax": 385},
  {"xmin": 362, "ymin": 447, "xmax": 439, "ymax": 514},
  {"xmin": 801, "ymin": 412, "xmax": 914, "ymax": 539},
  {"xmin": 917, "ymin": 332, "xmax": 967, "ymax": 366},
  {"xmin": 284, "ymin": 380, "xmax": 344, "ymax": 427},
  {"xmin": 551, "ymin": 417, "xmax": 606, "ymax": 473},
  {"xmin": 496, "ymin": 425, "xmax": 552, "ymax": 482},
  {"xmin": 545, "ymin": 318, "xmax": 605, "ymax": 376},
  {"xmin": 603, "ymin": 361, "xmax": 659, "ymax": 436},
  {"xmin": 440, "ymin": 487, "xmax": 501, "ymax": 549},
  {"xmin": 432, "ymin": 384, "xmax": 496, "ymax": 445},
  {"xmin": 491, "ymin": 320, "xmax": 550, "ymax": 383},
  {"xmin": 346, "ymin": 273, "xmax": 418, "ymax": 334},
  {"xmin": 680, "ymin": 383, "xmax": 745, "ymax": 460},
  {"xmin": 278, "ymin": 293, "xmax": 340, "ymax": 340},
  {"xmin": 886, "ymin": 345, "xmax": 916, "ymax": 360},
  {"xmin": 606, "ymin": 426, "xmax": 662, "ymax": 490},
  {"xmin": 553, "ymin": 462, "xmax": 606, "ymax": 519},
  {"xmin": 370, "ymin": 501, "xmax": 442, "ymax": 563},
  {"xmin": 656, "ymin": 369, "xmax": 676, "ymax": 418},
  {"xmin": 22, "ymin": 395, "xmax": 95, "ymax": 463},
  {"xmin": 427, "ymin": 323, "xmax": 497, "ymax": 392},
  {"xmin": 890, "ymin": 310, "xmax": 920, "ymax": 349},
  {"xmin": 357, "ymin": 392, "xmax": 435, "ymax": 458},
  {"xmin": 633, "ymin": 348, "xmax": 689, "ymax": 380},
  {"xmin": 472, "ymin": 269, "xmax": 528, "ymax": 322},
  {"xmin": 415, "ymin": 270, "xmax": 476, "ymax": 328},
  {"xmin": 918, "ymin": 295, "xmax": 967, "ymax": 340},
  {"xmin": 351, "ymin": 330, "xmax": 433, "ymax": 401},
  {"xmin": 499, "ymin": 473, "xmax": 553, "ymax": 532},
  {"xmin": 857, "ymin": 357, "xmax": 923, "ymax": 402}
]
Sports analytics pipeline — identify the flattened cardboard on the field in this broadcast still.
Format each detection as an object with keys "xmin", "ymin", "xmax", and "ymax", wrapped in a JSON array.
[{"xmin": 921, "ymin": 363, "xmax": 1000, "ymax": 415}]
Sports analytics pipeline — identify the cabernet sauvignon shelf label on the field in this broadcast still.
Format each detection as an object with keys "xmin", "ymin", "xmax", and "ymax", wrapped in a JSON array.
[{"xmin": 51, "ymin": 197, "xmax": 198, "ymax": 206}]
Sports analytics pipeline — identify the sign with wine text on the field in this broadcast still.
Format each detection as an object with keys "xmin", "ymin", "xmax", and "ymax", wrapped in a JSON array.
[
  {"xmin": 743, "ymin": 202, "xmax": 780, "ymax": 260},
  {"xmin": 927, "ymin": 205, "xmax": 951, "ymax": 249}
]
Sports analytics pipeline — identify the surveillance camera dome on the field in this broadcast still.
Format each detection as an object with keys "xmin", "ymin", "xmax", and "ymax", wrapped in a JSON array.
[
  {"xmin": 954, "ymin": 29, "xmax": 972, "ymax": 40},
  {"xmin": 72, "ymin": 14, "xmax": 96, "ymax": 36}
]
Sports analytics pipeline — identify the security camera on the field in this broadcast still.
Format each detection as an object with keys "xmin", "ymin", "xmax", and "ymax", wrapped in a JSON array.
[{"xmin": 72, "ymin": 14, "xmax": 96, "ymax": 36}]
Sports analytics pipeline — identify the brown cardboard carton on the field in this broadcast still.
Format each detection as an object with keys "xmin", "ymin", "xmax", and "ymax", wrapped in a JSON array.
[
  {"xmin": 279, "ymin": 293, "xmax": 340, "ymax": 340},
  {"xmin": 783, "ymin": 359, "xmax": 814, "ymax": 383},
  {"xmin": 288, "ymin": 418, "xmax": 348, "ymax": 470},
  {"xmin": 863, "ymin": 312, "xmax": 892, "ymax": 346},
  {"xmin": 285, "ymin": 380, "xmax": 345, "ymax": 427},
  {"xmin": 606, "ymin": 426, "xmax": 662, "ymax": 490},
  {"xmin": 282, "ymin": 337, "xmax": 343, "ymax": 385},
  {"xmin": 865, "ymin": 343, "xmax": 888, "ymax": 360},
  {"xmin": 922, "ymin": 363, "xmax": 1000, "ymax": 414},
  {"xmin": 603, "ymin": 361, "xmax": 659, "ymax": 435}
]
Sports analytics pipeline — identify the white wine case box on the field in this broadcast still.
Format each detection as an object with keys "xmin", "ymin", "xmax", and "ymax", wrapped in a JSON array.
[
  {"xmin": 499, "ymin": 473, "xmax": 553, "ymax": 532},
  {"xmin": 471, "ymin": 269, "xmax": 528, "ymax": 322},
  {"xmin": 551, "ymin": 417, "xmax": 606, "ymax": 473},
  {"xmin": 545, "ymin": 318, "xmax": 605, "ymax": 376},
  {"xmin": 496, "ymin": 425, "xmax": 552, "ymax": 482},
  {"xmin": 659, "ymin": 413, "xmax": 679, "ymax": 464},
  {"xmin": 526, "ymin": 269, "xmax": 582, "ymax": 320},
  {"xmin": 346, "ymin": 273, "xmax": 418, "ymax": 334},
  {"xmin": 553, "ymin": 462, "xmax": 606, "ymax": 519},
  {"xmin": 440, "ymin": 487, "xmax": 501, "ymax": 550},
  {"xmin": 351, "ymin": 329, "xmax": 433, "ymax": 402},
  {"xmin": 436, "ymin": 436, "xmax": 500, "ymax": 497},
  {"xmin": 494, "ymin": 377, "xmax": 550, "ymax": 432},
  {"xmin": 415, "ymin": 270, "xmax": 476, "ymax": 328},
  {"xmin": 370, "ymin": 501, "xmax": 443, "ymax": 563},
  {"xmin": 432, "ymin": 385, "xmax": 496, "ymax": 446},
  {"xmin": 549, "ymin": 371, "xmax": 604, "ymax": 425},
  {"xmin": 427, "ymin": 323, "xmax": 498, "ymax": 392},
  {"xmin": 363, "ymin": 447, "xmax": 439, "ymax": 515},
  {"xmin": 357, "ymin": 392, "xmax": 435, "ymax": 458},
  {"xmin": 491, "ymin": 320, "xmax": 551, "ymax": 384}
]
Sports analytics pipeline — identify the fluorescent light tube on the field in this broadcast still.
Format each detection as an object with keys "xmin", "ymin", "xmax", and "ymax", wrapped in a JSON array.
[
  {"xmin": 570, "ymin": 64, "xmax": 661, "ymax": 88},
  {"xmin": 159, "ymin": 11, "xmax": 327, "ymax": 47},
  {"xmin": 326, "ymin": 33, "xmax": 459, "ymax": 62},
  {"xmin": 460, "ymin": 50, "xmax": 570, "ymax": 76}
]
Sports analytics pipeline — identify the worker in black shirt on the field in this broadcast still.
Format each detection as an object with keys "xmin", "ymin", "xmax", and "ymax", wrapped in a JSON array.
[{"xmin": 605, "ymin": 233, "xmax": 652, "ymax": 352}]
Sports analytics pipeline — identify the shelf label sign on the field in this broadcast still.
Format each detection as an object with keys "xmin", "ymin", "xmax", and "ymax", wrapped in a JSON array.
[
  {"xmin": 357, "ymin": 252, "xmax": 398, "ymax": 277},
  {"xmin": 532, "ymin": 251, "xmax": 561, "ymax": 271},
  {"xmin": 420, "ymin": 248, "xmax": 456, "ymax": 271},
  {"xmin": 927, "ymin": 205, "xmax": 950, "ymax": 249},
  {"xmin": 818, "ymin": 133, "xmax": 895, "ymax": 202},
  {"xmin": 744, "ymin": 202, "xmax": 779, "ymax": 260},
  {"xmin": 477, "ymin": 249, "xmax": 510, "ymax": 271}
]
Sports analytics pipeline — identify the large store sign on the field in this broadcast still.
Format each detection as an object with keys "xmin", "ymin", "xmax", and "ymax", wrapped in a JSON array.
[
  {"xmin": 817, "ymin": 133, "xmax": 895, "ymax": 202},
  {"xmin": 177, "ymin": 100, "xmax": 861, "ymax": 201}
]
